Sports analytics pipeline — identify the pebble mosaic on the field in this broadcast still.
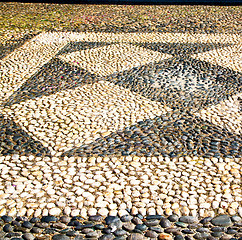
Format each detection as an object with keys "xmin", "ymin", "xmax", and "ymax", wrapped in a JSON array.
[{"xmin": 0, "ymin": 14, "xmax": 241, "ymax": 240}]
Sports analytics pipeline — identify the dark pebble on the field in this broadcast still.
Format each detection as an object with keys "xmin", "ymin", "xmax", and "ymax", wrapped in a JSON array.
[
  {"xmin": 86, "ymin": 231, "xmax": 98, "ymax": 238},
  {"xmin": 145, "ymin": 219, "xmax": 160, "ymax": 226},
  {"xmin": 132, "ymin": 217, "xmax": 142, "ymax": 225},
  {"xmin": 231, "ymin": 216, "xmax": 241, "ymax": 222},
  {"xmin": 3, "ymin": 223, "xmax": 13, "ymax": 232},
  {"xmin": 12, "ymin": 220, "xmax": 21, "ymax": 227},
  {"xmin": 1, "ymin": 215, "xmax": 13, "ymax": 223},
  {"xmin": 99, "ymin": 234, "xmax": 115, "ymax": 240},
  {"xmin": 197, "ymin": 228, "xmax": 209, "ymax": 233},
  {"xmin": 194, "ymin": 232, "xmax": 210, "ymax": 239},
  {"xmin": 211, "ymin": 227, "xmax": 225, "ymax": 232},
  {"xmin": 200, "ymin": 217, "xmax": 213, "ymax": 224},
  {"xmin": 175, "ymin": 235, "xmax": 185, "ymax": 240},
  {"xmin": 59, "ymin": 216, "xmax": 71, "ymax": 224},
  {"xmin": 122, "ymin": 222, "xmax": 135, "ymax": 232},
  {"xmin": 149, "ymin": 226, "xmax": 164, "ymax": 233},
  {"xmin": 211, "ymin": 215, "xmax": 232, "ymax": 227},
  {"xmin": 35, "ymin": 222, "xmax": 49, "ymax": 228},
  {"xmin": 31, "ymin": 227, "xmax": 42, "ymax": 233},
  {"xmin": 211, "ymin": 231, "xmax": 224, "ymax": 237},
  {"xmin": 179, "ymin": 216, "xmax": 198, "ymax": 224},
  {"xmin": 30, "ymin": 217, "xmax": 40, "ymax": 223},
  {"xmin": 127, "ymin": 233, "xmax": 144, "ymax": 240},
  {"xmin": 105, "ymin": 216, "xmax": 120, "ymax": 225},
  {"xmin": 220, "ymin": 234, "xmax": 233, "ymax": 240},
  {"xmin": 74, "ymin": 236, "xmax": 83, "ymax": 240},
  {"xmin": 113, "ymin": 229, "xmax": 127, "ymax": 236},
  {"xmin": 175, "ymin": 222, "xmax": 187, "ymax": 228},
  {"xmin": 135, "ymin": 224, "xmax": 147, "ymax": 232},
  {"xmin": 120, "ymin": 215, "xmax": 133, "ymax": 222},
  {"xmin": 52, "ymin": 234, "xmax": 71, "ymax": 240},
  {"xmin": 226, "ymin": 228, "xmax": 237, "ymax": 234},
  {"xmin": 22, "ymin": 221, "xmax": 33, "ymax": 229},
  {"xmin": 82, "ymin": 228, "xmax": 93, "ymax": 234},
  {"xmin": 160, "ymin": 218, "xmax": 171, "ymax": 228},
  {"xmin": 5, "ymin": 232, "xmax": 21, "ymax": 238},
  {"xmin": 52, "ymin": 222, "xmax": 67, "ymax": 229},
  {"xmin": 41, "ymin": 216, "xmax": 58, "ymax": 223},
  {"xmin": 168, "ymin": 215, "xmax": 179, "ymax": 222},
  {"xmin": 182, "ymin": 229, "xmax": 194, "ymax": 234},
  {"xmin": 66, "ymin": 230, "xmax": 78, "ymax": 237},
  {"xmin": 165, "ymin": 227, "xmax": 182, "ymax": 235},
  {"xmin": 145, "ymin": 230, "xmax": 158, "ymax": 238},
  {"xmin": 146, "ymin": 215, "xmax": 163, "ymax": 220},
  {"xmin": 89, "ymin": 215, "xmax": 103, "ymax": 222},
  {"xmin": 22, "ymin": 233, "xmax": 35, "ymax": 240},
  {"xmin": 95, "ymin": 224, "xmax": 105, "ymax": 230}
]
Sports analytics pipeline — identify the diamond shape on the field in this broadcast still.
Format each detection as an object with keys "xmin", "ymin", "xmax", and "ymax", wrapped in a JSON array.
[
  {"xmin": 58, "ymin": 43, "xmax": 172, "ymax": 76},
  {"xmin": 4, "ymin": 81, "xmax": 171, "ymax": 155}
]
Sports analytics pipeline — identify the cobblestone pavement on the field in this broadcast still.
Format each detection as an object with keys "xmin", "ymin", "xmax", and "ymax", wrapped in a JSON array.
[{"xmin": 0, "ymin": 4, "xmax": 241, "ymax": 240}]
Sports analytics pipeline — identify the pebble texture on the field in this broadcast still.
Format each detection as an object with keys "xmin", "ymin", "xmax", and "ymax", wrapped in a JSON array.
[{"xmin": 0, "ymin": 4, "xmax": 241, "ymax": 240}]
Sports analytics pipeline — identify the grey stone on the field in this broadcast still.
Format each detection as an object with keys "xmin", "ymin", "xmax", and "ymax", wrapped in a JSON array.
[
  {"xmin": 22, "ymin": 233, "xmax": 35, "ymax": 240},
  {"xmin": 179, "ymin": 216, "xmax": 198, "ymax": 224},
  {"xmin": 211, "ymin": 215, "xmax": 232, "ymax": 227}
]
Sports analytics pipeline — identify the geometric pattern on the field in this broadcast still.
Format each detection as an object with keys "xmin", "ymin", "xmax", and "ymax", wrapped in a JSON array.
[{"xmin": 0, "ymin": 32, "xmax": 241, "ymax": 158}]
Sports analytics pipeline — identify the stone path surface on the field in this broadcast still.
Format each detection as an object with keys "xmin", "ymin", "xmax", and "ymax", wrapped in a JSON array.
[{"xmin": 0, "ymin": 4, "xmax": 241, "ymax": 240}]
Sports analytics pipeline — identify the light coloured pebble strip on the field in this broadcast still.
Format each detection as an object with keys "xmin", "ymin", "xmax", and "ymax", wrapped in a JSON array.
[
  {"xmin": 0, "ymin": 155, "xmax": 241, "ymax": 218},
  {"xmin": 195, "ymin": 93, "xmax": 242, "ymax": 135},
  {"xmin": 2, "ymin": 81, "xmax": 172, "ymax": 155}
]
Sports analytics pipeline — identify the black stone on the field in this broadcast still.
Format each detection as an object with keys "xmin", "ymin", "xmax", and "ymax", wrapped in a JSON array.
[
  {"xmin": 146, "ymin": 215, "xmax": 163, "ymax": 220},
  {"xmin": 1, "ymin": 215, "xmax": 13, "ymax": 223},
  {"xmin": 113, "ymin": 229, "xmax": 127, "ymax": 236},
  {"xmin": 41, "ymin": 216, "xmax": 58, "ymax": 223},
  {"xmin": 160, "ymin": 218, "xmax": 171, "ymax": 228},
  {"xmin": 168, "ymin": 215, "xmax": 179, "ymax": 222},
  {"xmin": 135, "ymin": 224, "xmax": 147, "ymax": 232},
  {"xmin": 3, "ymin": 223, "xmax": 13, "ymax": 232},
  {"xmin": 175, "ymin": 235, "xmax": 185, "ymax": 240},
  {"xmin": 22, "ymin": 221, "xmax": 33, "ymax": 229}
]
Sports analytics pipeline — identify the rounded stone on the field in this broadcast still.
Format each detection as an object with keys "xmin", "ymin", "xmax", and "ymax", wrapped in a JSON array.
[
  {"xmin": 22, "ymin": 233, "xmax": 35, "ymax": 240},
  {"xmin": 158, "ymin": 233, "xmax": 173, "ymax": 240},
  {"xmin": 168, "ymin": 215, "xmax": 179, "ymax": 222},
  {"xmin": 160, "ymin": 218, "xmax": 171, "ymax": 228},
  {"xmin": 211, "ymin": 215, "xmax": 232, "ymax": 227},
  {"xmin": 22, "ymin": 221, "xmax": 33, "ymax": 229},
  {"xmin": 1, "ymin": 215, "xmax": 13, "ymax": 223},
  {"xmin": 179, "ymin": 216, "xmax": 198, "ymax": 224},
  {"xmin": 127, "ymin": 233, "xmax": 144, "ymax": 240},
  {"xmin": 3, "ymin": 223, "xmax": 13, "ymax": 232},
  {"xmin": 52, "ymin": 234, "xmax": 71, "ymax": 240},
  {"xmin": 41, "ymin": 216, "xmax": 58, "ymax": 223},
  {"xmin": 120, "ymin": 215, "xmax": 133, "ymax": 222},
  {"xmin": 145, "ymin": 230, "xmax": 158, "ymax": 238},
  {"xmin": 99, "ymin": 234, "xmax": 115, "ymax": 240}
]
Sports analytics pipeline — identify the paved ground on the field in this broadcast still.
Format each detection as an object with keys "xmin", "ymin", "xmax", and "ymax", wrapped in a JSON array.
[{"xmin": 0, "ymin": 3, "xmax": 241, "ymax": 240}]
